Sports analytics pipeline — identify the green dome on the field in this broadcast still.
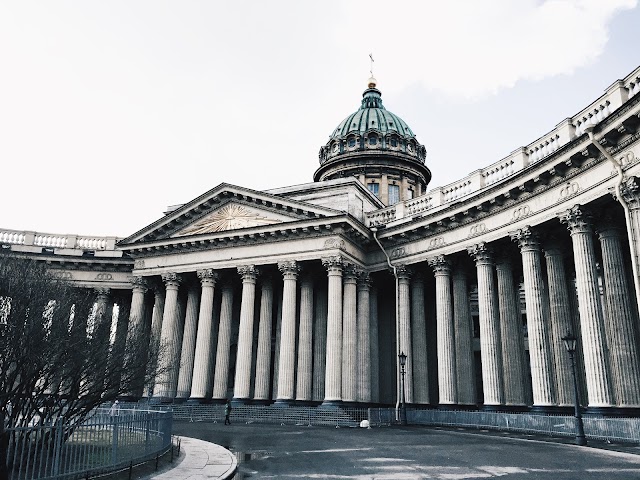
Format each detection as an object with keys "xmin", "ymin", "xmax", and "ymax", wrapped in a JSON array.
[
  {"xmin": 318, "ymin": 80, "xmax": 426, "ymax": 164},
  {"xmin": 329, "ymin": 87, "xmax": 416, "ymax": 140}
]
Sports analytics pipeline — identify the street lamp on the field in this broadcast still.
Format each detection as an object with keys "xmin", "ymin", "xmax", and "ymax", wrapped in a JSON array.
[
  {"xmin": 398, "ymin": 352, "xmax": 407, "ymax": 426},
  {"xmin": 561, "ymin": 332, "xmax": 587, "ymax": 446}
]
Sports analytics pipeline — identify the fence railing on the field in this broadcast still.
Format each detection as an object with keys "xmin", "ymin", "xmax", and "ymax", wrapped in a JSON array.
[
  {"xmin": 405, "ymin": 408, "xmax": 640, "ymax": 443},
  {"xmin": 5, "ymin": 408, "xmax": 173, "ymax": 480},
  {"xmin": 168, "ymin": 403, "xmax": 371, "ymax": 428}
]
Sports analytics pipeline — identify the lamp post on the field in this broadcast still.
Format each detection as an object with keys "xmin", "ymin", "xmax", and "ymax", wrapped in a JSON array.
[
  {"xmin": 561, "ymin": 332, "xmax": 587, "ymax": 446},
  {"xmin": 398, "ymin": 352, "xmax": 407, "ymax": 426}
]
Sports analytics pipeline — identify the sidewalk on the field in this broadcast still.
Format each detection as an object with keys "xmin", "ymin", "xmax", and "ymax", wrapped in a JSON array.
[{"xmin": 152, "ymin": 436, "xmax": 237, "ymax": 480}]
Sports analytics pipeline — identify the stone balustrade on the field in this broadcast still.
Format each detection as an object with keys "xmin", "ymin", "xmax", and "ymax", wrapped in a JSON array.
[
  {"xmin": 365, "ymin": 65, "xmax": 640, "ymax": 227},
  {"xmin": 0, "ymin": 228, "xmax": 122, "ymax": 257}
]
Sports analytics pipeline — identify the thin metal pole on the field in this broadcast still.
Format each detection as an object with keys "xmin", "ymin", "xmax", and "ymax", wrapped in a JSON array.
[
  {"xmin": 569, "ymin": 351, "xmax": 587, "ymax": 446},
  {"xmin": 400, "ymin": 364, "xmax": 407, "ymax": 426}
]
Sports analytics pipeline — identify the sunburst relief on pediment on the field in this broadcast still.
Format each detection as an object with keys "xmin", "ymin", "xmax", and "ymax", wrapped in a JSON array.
[{"xmin": 174, "ymin": 204, "xmax": 282, "ymax": 236}]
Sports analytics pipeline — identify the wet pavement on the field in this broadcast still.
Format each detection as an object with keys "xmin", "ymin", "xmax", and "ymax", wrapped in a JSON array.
[{"xmin": 173, "ymin": 420, "xmax": 640, "ymax": 479}]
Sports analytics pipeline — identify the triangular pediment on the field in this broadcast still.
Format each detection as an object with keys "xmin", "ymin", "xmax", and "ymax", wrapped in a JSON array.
[
  {"xmin": 172, "ymin": 203, "xmax": 292, "ymax": 237},
  {"xmin": 119, "ymin": 183, "xmax": 343, "ymax": 246}
]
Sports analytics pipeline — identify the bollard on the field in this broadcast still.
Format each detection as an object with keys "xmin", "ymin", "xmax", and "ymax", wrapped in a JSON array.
[
  {"xmin": 128, "ymin": 461, "xmax": 133, "ymax": 480},
  {"xmin": 155, "ymin": 454, "xmax": 159, "ymax": 471}
]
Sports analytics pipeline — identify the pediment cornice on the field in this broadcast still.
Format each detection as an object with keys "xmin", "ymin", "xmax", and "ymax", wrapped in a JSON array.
[
  {"xmin": 121, "ymin": 214, "xmax": 372, "ymax": 258},
  {"xmin": 119, "ymin": 183, "xmax": 343, "ymax": 246}
]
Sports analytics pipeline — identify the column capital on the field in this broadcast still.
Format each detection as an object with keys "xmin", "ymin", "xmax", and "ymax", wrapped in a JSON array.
[
  {"xmin": 278, "ymin": 260, "xmax": 300, "ymax": 279},
  {"xmin": 510, "ymin": 225, "xmax": 541, "ymax": 252},
  {"xmin": 357, "ymin": 271, "xmax": 372, "ymax": 290},
  {"xmin": 343, "ymin": 263, "xmax": 360, "ymax": 280},
  {"xmin": 94, "ymin": 287, "xmax": 111, "ymax": 299},
  {"xmin": 131, "ymin": 275, "xmax": 148, "ymax": 293},
  {"xmin": 197, "ymin": 268, "xmax": 219, "ymax": 287},
  {"xmin": 467, "ymin": 242, "xmax": 494, "ymax": 265},
  {"xmin": 322, "ymin": 255, "xmax": 343, "ymax": 272},
  {"xmin": 558, "ymin": 204, "xmax": 593, "ymax": 235},
  {"xmin": 428, "ymin": 255, "xmax": 451, "ymax": 275},
  {"xmin": 619, "ymin": 176, "xmax": 640, "ymax": 210},
  {"xmin": 596, "ymin": 213, "xmax": 624, "ymax": 239},
  {"xmin": 238, "ymin": 265, "xmax": 260, "ymax": 282},
  {"xmin": 161, "ymin": 272, "xmax": 183, "ymax": 288},
  {"xmin": 396, "ymin": 264, "xmax": 412, "ymax": 280}
]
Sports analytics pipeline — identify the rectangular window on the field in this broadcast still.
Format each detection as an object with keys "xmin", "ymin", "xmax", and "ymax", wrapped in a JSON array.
[
  {"xmin": 367, "ymin": 183, "xmax": 379, "ymax": 197},
  {"xmin": 407, "ymin": 188, "xmax": 414, "ymax": 199},
  {"xmin": 388, "ymin": 184, "xmax": 400, "ymax": 204}
]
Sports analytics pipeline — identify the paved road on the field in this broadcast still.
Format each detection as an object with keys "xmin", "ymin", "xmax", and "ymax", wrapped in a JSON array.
[{"xmin": 174, "ymin": 421, "xmax": 640, "ymax": 479}]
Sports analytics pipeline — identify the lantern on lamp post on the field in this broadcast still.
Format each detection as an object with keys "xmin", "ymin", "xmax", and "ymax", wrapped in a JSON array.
[
  {"xmin": 561, "ymin": 332, "xmax": 587, "ymax": 446},
  {"xmin": 398, "ymin": 352, "xmax": 407, "ymax": 426}
]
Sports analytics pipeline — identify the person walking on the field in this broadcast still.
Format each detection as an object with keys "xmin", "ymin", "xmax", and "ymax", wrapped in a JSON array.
[{"xmin": 224, "ymin": 400, "xmax": 232, "ymax": 425}]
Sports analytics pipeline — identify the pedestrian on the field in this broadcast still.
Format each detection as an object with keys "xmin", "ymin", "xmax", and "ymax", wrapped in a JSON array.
[
  {"xmin": 109, "ymin": 400, "xmax": 120, "ymax": 418},
  {"xmin": 224, "ymin": 400, "xmax": 232, "ymax": 425}
]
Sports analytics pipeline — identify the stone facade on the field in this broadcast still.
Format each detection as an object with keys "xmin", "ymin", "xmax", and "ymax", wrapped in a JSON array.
[{"xmin": 4, "ymin": 67, "xmax": 640, "ymax": 413}]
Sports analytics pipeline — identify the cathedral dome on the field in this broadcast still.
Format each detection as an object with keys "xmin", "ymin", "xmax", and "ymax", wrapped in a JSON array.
[{"xmin": 314, "ymin": 78, "xmax": 431, "ymax": 205}]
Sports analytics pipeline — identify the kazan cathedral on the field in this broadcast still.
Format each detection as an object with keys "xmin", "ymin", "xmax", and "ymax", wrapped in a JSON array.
[{"xmin": 4, "ymin": 66, "xmax": 640, "ymax": 416}]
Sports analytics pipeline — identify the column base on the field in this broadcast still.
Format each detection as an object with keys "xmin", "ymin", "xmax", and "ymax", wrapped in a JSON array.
[
  {"xmin": 293, "ymin": 399, "xmax": 317, "ymax": 407},
  {"xmin": 529, "ymin": 405, "xmax": 567, "ymax": 415},
  {"xmin": 150, "ymin": 396, "xmax": 174, "ymax": 404},
  {"xmin": 186, "ymin": 398, "xmax": 210, "ymax": 405},
  {"xmin": 320, "ymin": 400, "xmax": 343, "ymax": 408},
  {"xmin": 584, "ymin": 406, "xmax": 640, "ymax": 417},
  {"xmin": 116, "ymin": 395, "xmax": 139, "ymax": 403},
  {"xmin": 481, "ymin": 404, "xmax": 504, "ymax": 412},
  {"xmin": 274, "ymin": 399, "xmax": 294, "ymax": 407},
  {"xmin": 251, "ymin": 399, "xmax": 273, "ymax": 405},
  {"xmin": 232, "ymin": 397, "xmax": 251, "ymax": 406},
  {"xmin": 209, "ymin": 398, "xmax": 228, "ymax": 405},
  {"xmin": 173, "ymin": 397, "xmax": 188, "ymax": 404}
]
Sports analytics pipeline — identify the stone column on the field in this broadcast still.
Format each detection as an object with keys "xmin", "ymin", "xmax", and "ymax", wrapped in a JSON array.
[
  {"xmin": 176, "ymin": 283, "xmax": 201, "ymax": 400},
  {"xmin": 620, "ymin": 176, "xmax": 640, "ymax": 305},
  {"xmin": 452, "ymin": 265, "xmax": 476, "ymax": 405},
  {"xmin": 598, "ymin": 223, "xmax": 640, "ymax": 406},
  {"xmin": 468, "ymin": 243, "xmax": 504, "ymax": 406},
  {"xmin": 153, "ymin": 272, "xmax": 182, "ymax": 401},
  {"xmin": 494, "ymin": 256, "xmax": 528, "ymax": 406},
  {"xmin": 233, "ymin": 265, "xmax": 260, "ymax": 402},
  {"xmin": 212, "ymin": 282, "xmax": 234, "ymax": 400},
  {"xmin": 322, "ymin": 255, "xmax": 343, "ymax": 404},
  {"xmin": 397, "ymin": 265, "xmax": 413, "ymax": 404},
  {"xmin": 312, "ymin": 285, "xmax": 328, "ymax": 401},
  {"xmin": 148, "ymin": 287, "xmax": 165, "ymax": 358},
  {"xmin": 559, "ymin": 205, "xmax": 613, "ymax": 407},
  {"xmin": 276, "ymin": 261, "xmax": 299, "ymax": 403},
  {"xmin": 127, "ymin": 276, "xmax": 148, "ymax": 340},
  {"xmin": 296, "ymin": 275, "xmax": 314, "ymax": 402},
  {"xmin": 429, "ymin": 255, "xmax": 457, "ymax": 405},
  {"xmin": 356, "ymin": 272, "xmax": 372, "ymax": 403},
  {"xmin": 370, "ymin": 285, "xmax": 380, "ymax": 403},
  {"xmin": 271, "ymin": 293, "xmax": 283, "ymax": 400},
  {"xmin": 189, "ymin": 269, "xmax": 218, "ymax": 402},
  {"xmin": 410, "ymin": 273, "xmax": 429, "ymax": 404},
  {"xmin": 511, "ymin": 226, "xmax": 555, "ymax": 407},
  {"xmin": 544, "ymin": 245, "xmax": 575, "ymax": 407},
  {"xmin": 342, "ymin": 264, "xmax": 359, "ymax": 403},
  {"xmin": 254, "ymin": 276, "xmax": 274, "ymax": 402}
]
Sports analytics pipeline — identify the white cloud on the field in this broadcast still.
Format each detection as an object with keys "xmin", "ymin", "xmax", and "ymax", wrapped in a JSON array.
[{"xmin": 336, "ymin": 0, "xmax": 637, "ymax": 99}]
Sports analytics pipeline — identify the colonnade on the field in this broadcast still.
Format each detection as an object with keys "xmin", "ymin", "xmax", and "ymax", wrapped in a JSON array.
[{"xmin": 99, "ymin": 196, "xmax": 640, "ymax": 412}]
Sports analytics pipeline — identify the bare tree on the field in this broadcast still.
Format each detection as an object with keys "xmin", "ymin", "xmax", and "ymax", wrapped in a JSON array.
[{"xmin": 0, "ymin": 254, "xmax": 161, "ymax": 480}]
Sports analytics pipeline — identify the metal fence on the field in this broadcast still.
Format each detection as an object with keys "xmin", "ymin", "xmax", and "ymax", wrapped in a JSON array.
[
  {"xmin": 6, "ymin": 408, "xmax": 173, "ymax": 480},
  {"xmin": 169, "ymin": 404, "xmax": 371, "ymax": 428},
  {"xmin": 405, "ymin": 408, "xmax": 640, "ymax": 443}
]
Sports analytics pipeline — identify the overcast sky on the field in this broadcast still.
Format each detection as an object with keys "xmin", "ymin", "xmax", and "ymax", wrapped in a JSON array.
[{"xmin": 1, "ymin": 0, "xmax": 639, "ymax": 237}]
